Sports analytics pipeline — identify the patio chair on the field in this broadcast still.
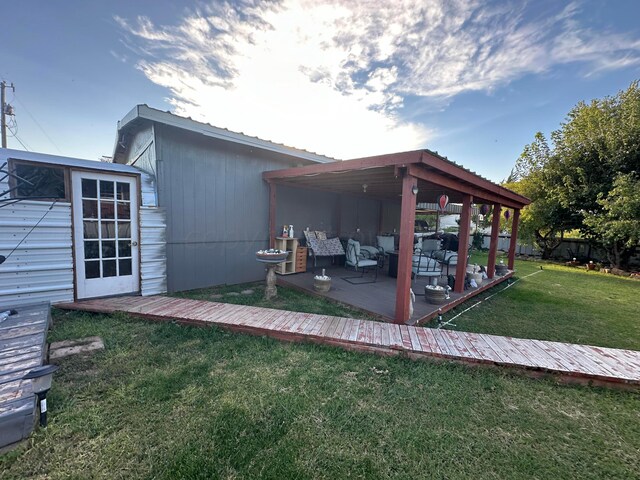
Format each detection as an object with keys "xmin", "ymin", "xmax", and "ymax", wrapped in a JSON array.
[
  {"xmin": 376, "ymin": 235, "xmax": 395, "ymax": 255},
  {"xmin": 412, "ymin": 249, "xmax": 443, "ymax": 286},
  {"xmin": 432, "ymin": 250, "xmax": 465, "ymax": 276},
  {"xmin": 419, "ymin": 238, "xmax": 441, "ymax": 257},
  {"xmin": 343, "ymin": 238, "xmax": 381, "ymax": 284}
]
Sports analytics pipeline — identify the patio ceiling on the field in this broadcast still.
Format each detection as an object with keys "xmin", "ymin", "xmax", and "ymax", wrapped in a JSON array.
[{"xmin": 263, "ymin": 150, "xmax": 530, "ymax": 209}]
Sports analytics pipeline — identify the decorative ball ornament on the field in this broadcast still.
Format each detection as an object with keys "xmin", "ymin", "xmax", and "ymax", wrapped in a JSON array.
[
  {"xmin": 504, "ymin": 210, "xmax": 511, "ymax": 220},
  {"xmin": 479, "ymin": 204, "xmax": 490, "ymax": 216},
  {"xmin": 438, "ymin": 194, "xmax": 449, "ymax": 212}
]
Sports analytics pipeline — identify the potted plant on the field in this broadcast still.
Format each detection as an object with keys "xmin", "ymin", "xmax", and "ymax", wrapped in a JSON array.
[{"xmin": 314, "ymin": 269, "xmax": 331, "ymax": 293}]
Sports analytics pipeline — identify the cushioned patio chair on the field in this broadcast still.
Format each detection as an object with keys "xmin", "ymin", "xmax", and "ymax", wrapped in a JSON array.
[
  {"xmin": 343, "ymin": 238, "xmax": 381, "ymax": 284},
  {"xmin": 412, "ymin": 249, "xmax": 443, "ymax": 286}
]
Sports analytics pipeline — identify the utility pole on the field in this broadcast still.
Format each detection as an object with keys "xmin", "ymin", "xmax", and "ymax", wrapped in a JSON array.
[{"xmin": 1, "ymin": 81, "xmax": 16, "ymax": 148}]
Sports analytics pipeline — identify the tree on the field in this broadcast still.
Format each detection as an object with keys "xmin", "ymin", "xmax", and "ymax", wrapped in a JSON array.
[
  {"xmin": 550, "ymin": 80, "xmax": 640, "ymax": 267},
  {"xmin": 511, "ymin": 80, "xmax": 640, "ymax": 267},
  {"xmin": 507, "ymin": 133, "xmax": 574, "ymax": 259},
  {"xmin": 583, "ymin": 173, "xmax": 640, "ymax": 269}
]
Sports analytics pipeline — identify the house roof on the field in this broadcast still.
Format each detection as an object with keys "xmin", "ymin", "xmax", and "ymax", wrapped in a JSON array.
[
  {"xmin": 263, "ymin": 149, "xmax": 531, "ymax": 209},
  {"xmin": 0, "ymin": 148, "xmax": 141, "ymax": 175},
  {"xmin": 114, "ymin": 104, "xmax": 337, "ymax": 164}
]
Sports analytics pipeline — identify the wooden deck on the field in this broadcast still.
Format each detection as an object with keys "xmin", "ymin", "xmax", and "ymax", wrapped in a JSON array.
[
  {"xmin": 278, "ymin": 266, "xmax": 514, "ymax": 324},
  {"xmin": 0, "ymin": 303, "xmax": 50, "ymax": 448},
  {"xmin": 58, "ymin": 296, "xmax": 640, "ymax": 390}
]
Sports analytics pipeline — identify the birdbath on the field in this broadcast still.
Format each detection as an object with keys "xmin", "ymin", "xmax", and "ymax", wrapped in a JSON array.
[{"xmin": 255, "ymin": 250, "xmax": 289, "ymax": 300}]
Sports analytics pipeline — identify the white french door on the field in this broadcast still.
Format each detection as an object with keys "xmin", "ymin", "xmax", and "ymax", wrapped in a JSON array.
[{"xmin": 72, "ymin": 170, "xmax": 140, "ymax": 299}]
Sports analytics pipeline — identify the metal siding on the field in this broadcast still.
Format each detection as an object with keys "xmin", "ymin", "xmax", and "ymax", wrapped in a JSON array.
[
  {"xmin": 140, "ymin": 207, "xmax": 167, "ymax": 296},
  {"xmin": 156, "ymin": 124, "xmax": 295, "ymax": 292},
  {"xmin": 339, "ymin": 194, "xmax": 382, "ymax": 245},
  {"xmin": 0, "ymin": 201, "xmax": 74, "ymax": 307},
  {"xmin": 277, "ymin": 185, "xmax": 338, "ymax": 236}
]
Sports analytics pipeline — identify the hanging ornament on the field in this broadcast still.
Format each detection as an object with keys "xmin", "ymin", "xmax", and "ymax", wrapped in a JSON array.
[
  {"xmin": 479, "ymin": 204, "xmax": 490, "ymax": 216},
  {"xmin": 438, "ymin": 194, "xmax": 449, "ymax": 212},
  {"xmin": 504, "ymin": 210, "xmax": 511, "ymax": 220}
]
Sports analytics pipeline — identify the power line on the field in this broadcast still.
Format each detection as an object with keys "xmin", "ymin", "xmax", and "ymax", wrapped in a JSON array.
[
  {"xmin": 7, "ymin": 124, "xmax": 30, "ymax": 151},
  {"xmin": 15, "ymin": 97, "xmax": 63, "ymax": 154}
]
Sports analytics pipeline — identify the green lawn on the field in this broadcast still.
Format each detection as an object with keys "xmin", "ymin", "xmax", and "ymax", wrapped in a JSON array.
[
  {"xmin": 435, "ymin": 252, "xmax": 640, "ymax": 350},
  {"xmin": 1, "ymin": 310, "xmax": 638, "ymax": 479}
]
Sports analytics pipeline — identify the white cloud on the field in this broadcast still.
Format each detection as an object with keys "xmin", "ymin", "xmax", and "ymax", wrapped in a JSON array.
[{"xmin": 116, "ymin": 0, "xmax": 640, "ymax": 158}]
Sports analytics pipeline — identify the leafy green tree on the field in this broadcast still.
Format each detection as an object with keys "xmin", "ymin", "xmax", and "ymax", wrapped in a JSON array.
[
  {"xmin": 583, "ymin": 173, "xmax": 640, "ymax": 269},
  {"xmin": 507, "ymin": 133, "xmax": 574, "ymax": 259},
  {"xmin": 512, "ymin": 81, "xmax": 640, "ymax": 266}
]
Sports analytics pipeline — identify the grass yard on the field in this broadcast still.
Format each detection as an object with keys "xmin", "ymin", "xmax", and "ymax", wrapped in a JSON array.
[
  {"xmin": 437, "ymin": 252, "xmax": 640, "ymax": 351},
  {"xmin": 1, "ymin": 309, "xmax": 639, "ymax": 479}
]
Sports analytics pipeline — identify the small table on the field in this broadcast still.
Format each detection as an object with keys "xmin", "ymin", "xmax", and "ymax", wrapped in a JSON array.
[{"xmin": 388, "ymin": 250, "xmax": 399, "ymax": 278}]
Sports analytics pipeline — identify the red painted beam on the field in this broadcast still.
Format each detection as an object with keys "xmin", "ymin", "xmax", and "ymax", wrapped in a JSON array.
[
  {"xmin": 454, "ymin": 194, "xmax": 472, "ymax": 293},
  {"xmin": 268, "ymin": 181, "xmax": 276, "ymax": 248},
  {"xmin": 420, "ymin": 151, "xmax": 530, "ymax": 206},
  {"xmin": 263, "ymin": 150, "xmax": 423, "ymax": 181},
  {"xmin": 486, "ymin": 203, "xmax": 502, "ymax": 279},
  {"xmin": 508, "ymin": 208, "xmax": 520, "ymax": 270},
  {"xmin": 407, "ymin": 164, "xmax": 523, "ymax": 209},
  {"xmin": 394, "ymin": 173, "xmax": 417, "ymax": 324}
]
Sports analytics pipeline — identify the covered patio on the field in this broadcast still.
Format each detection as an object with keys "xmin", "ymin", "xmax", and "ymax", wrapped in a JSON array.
[{"xmin": 263, "ymin": 150, "xmax": 530, "ymax": 324}]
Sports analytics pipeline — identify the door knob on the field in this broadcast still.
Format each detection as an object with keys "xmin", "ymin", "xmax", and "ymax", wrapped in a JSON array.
[{"xmin": 130, "ymin": 241, "xmax": 138, "ymax": 246}]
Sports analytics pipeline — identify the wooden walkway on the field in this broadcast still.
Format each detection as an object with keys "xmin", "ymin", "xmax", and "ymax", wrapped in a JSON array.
[{"xmin": 58, "ymin": 296, "xmax": 640, "ymax": 390}]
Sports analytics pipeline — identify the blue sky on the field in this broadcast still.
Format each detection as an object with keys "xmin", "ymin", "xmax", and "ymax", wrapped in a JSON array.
[{"xmin": 2, "ymin": 0, "xmax": 639, "ymax": 181}]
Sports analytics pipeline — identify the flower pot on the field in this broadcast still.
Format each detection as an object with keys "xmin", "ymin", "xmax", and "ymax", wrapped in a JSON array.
[
  {"xmin": 424, "ymin": 286, "xmax": 447, "ymax": 304},
  {"xmin": 495, "ymin": 264, "xmax": 508, "ymax": 276},
  {"xmin": 313, "ymin": 278, "xmax": 331, "ymax": 293}
]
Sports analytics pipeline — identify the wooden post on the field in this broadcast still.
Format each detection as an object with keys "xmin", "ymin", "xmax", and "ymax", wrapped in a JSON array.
[
  {"xmin": 454, "ymin": 194, "xmax": 472, "ymax": 293},
  {"xmin": 486, "ymin": 203, "xmax": 502, "ymax": 279},
  {"xmin": 508, "ymin": 208, "xmax": 520, "ymax": 270},
  {"xmin": 394, "ymin": 173, "xmax": 417, "ymax": 324},
  {"xmin": 268, "ymin": 182, "xmax": 276, "ymax": 248}
]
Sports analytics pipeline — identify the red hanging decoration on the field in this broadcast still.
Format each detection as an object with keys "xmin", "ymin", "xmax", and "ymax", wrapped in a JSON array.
[
  {"xmin": 504, "ymin": 210, "xmax": 511, "ymax": 220},
  {"xmin": 479, "ymin": 204, "xmax": 489, "ymax": 216},
  {"xmin": 438, "ymin": 194, "xmax": 449, "ymax": 212}
]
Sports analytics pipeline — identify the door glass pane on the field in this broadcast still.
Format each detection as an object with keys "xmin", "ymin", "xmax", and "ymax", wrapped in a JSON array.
[
  {"xmin": 103, "ymin": 260, "xmax": 117, "ymax": 277},
  {"xmin": 117, "ymin": 182, "xmax": 130, "ymax": 201},
  {"xmin": 82, "ymin": 179, "xmax": 97, "ymax": 198},
  {"xmin": 83, "ymin": 221, "xmax": 99, "ymax": 239},
  {"xmin": 117, "ymin": 202, "xmax": 130, "ymax": 219},
  {"xmin": 85, "ymin": 260, "xmax": 100, "ymax": 279},
  {"xmin": 83, "ymin": 200, "xmax": 98, "ymax": 219},
  {"xmin": 118, "ymin": 222, "xmax": 131, "ymax": 238},
  {"xmin": 119, "ymin": 259, "xmax": 132, "ymax": 276},
  {"xmin": 84, "ymin": 241, "xmax": 99, "ymax": 259},
  {"xmin": 100, "ymin": 180, "xmax": 114, "ymax": 199},
  {"xmin": 101, "ymin": 201, "xmax": 115, "ymax": 219},
  {"xmin": 118, "ymin": 240, "xmax": 131, "ymax": 257},
  {"xmin": 101, "ymin": 221, "xmax": 116, "ymax": 239},
  {"xmin": 101, "ymin": 240, "xmax": 116, "ymax": 258}
]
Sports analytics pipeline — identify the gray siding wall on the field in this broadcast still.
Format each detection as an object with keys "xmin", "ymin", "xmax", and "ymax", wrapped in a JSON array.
[{"xmin": 155, "ymin": 124, "xmax": 301, "ymax": 292}]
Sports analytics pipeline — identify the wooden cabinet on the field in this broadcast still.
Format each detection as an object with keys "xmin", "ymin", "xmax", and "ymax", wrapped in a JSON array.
[
  {"xmin": 295, "ymin": 247, "xmax": 308, "ymax": 273},
  {"xmin": 274, "ymin": 237, "xmax": 298, "ymax": 275}
]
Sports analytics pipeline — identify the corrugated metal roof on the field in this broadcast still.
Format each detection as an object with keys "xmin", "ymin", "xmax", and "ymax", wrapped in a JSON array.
[
  {"xmin": 0, "ymin": 148, "xmax": 141, "ymax": 175},
  {"xmin": 115, "ymin": 105, "xmax": 338, "ymax": 165}
]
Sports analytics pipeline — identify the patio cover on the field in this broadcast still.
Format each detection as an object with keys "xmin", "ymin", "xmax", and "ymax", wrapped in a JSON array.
[{"xmin": 263, "ymin": 149, "xmax": 530, "ymax": 323}]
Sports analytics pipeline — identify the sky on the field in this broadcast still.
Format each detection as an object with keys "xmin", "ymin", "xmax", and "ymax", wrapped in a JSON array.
[{"xmin": 1, "ymin": 0, "xmax": 640, "ymax": 181}]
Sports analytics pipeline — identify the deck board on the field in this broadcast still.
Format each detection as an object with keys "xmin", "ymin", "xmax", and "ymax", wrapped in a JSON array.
[{"xmin": 57, "ymin": 296, "xmax": 640, "ymax": 389}]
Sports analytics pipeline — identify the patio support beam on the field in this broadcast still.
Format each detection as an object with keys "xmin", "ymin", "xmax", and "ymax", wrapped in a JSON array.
[
  {"xmin": 394, "ymin": 172, "xmax": 418, "ymax": 324},
  {"xmin": 486, "ymin": 203, "xmax": 502, "ymax": 279},
  {"xmin": 268, "ymin": 181, "xmax": 276, "ymax": 248},
  {"xmin": 508, "ymin": 208, "xmax": 520, "ymax": 270},
  {"xmin": 407, "ymin": 164, "xmax": 521, "ymax": 209},
  {"xmin": 454, "ymin": 194, "xmax": 472, "ymax": 293}
]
